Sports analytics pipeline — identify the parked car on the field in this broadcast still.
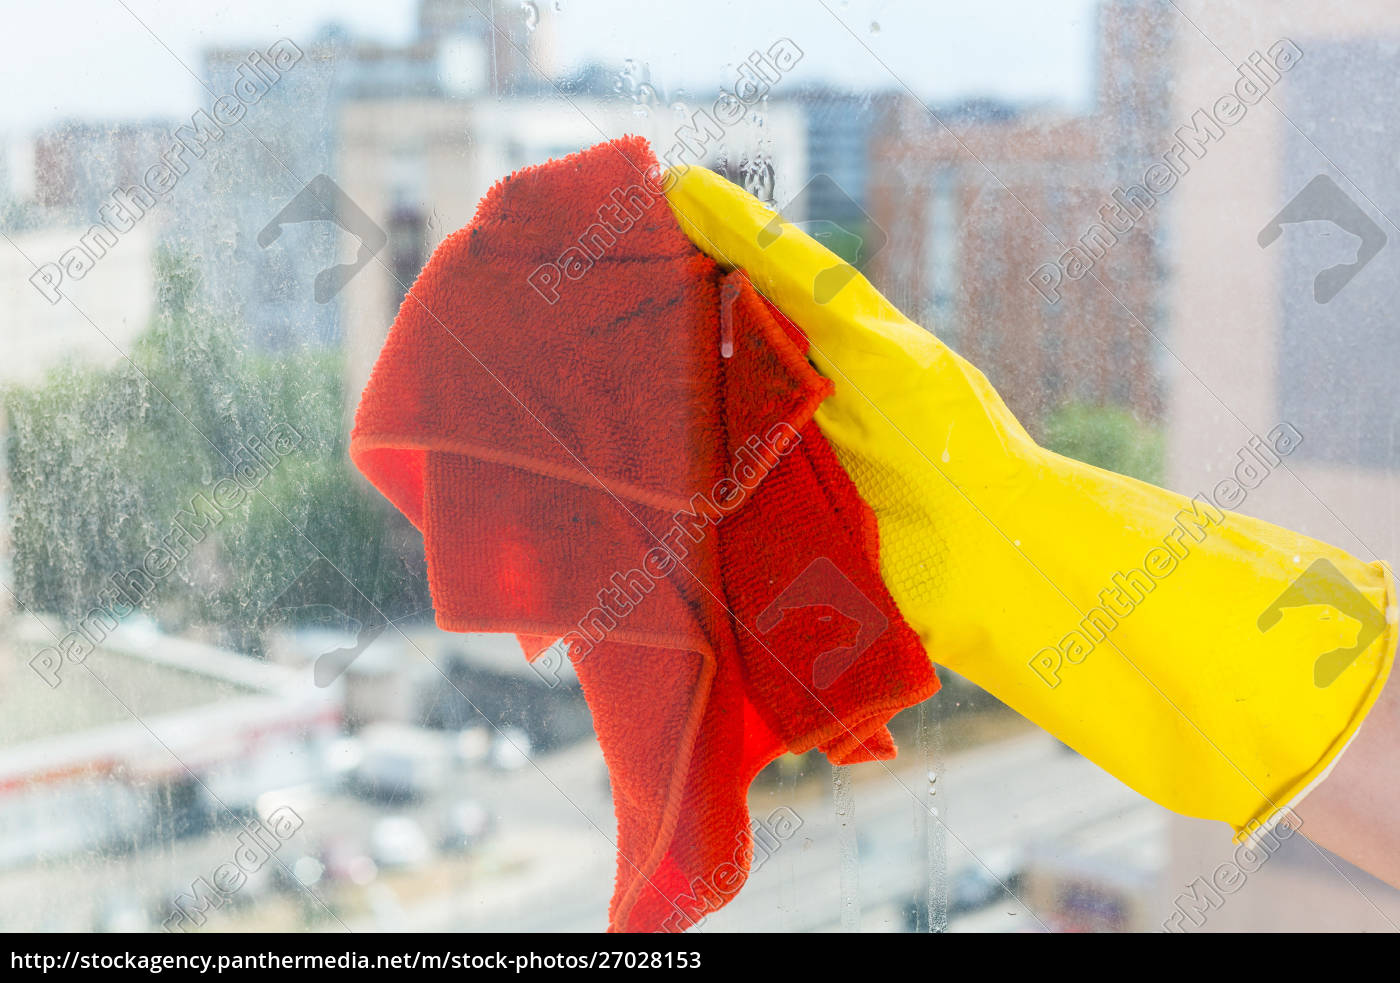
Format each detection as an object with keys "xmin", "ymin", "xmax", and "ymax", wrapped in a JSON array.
[
  {"xmin": 369, "ymin": 816, "xmax": 431, "ymax": 869},
  {"xmin": 319, "ymin": 834, "xmax": 378, "ymax": 886},
  {"xmin": 440, "ymin": 799, "xmax": 492, "ymax": 852},
  {"xmin": 453, "ymin": 726, "xmax": 492, "ymax": 769},
  {"xmin": 93, "ymin": 894, "xmax": 150, "ymax": 933},
  {"xmin": 949, "ymin": 848, "xmax": 1027, "ymax": 916},
  {"xmin": 489, "ymin": 726, "xmax": 533, "ymax": 771},
  {"xmin": 351, "ymin": 724, "xmax": 452, "ymax": 801}
]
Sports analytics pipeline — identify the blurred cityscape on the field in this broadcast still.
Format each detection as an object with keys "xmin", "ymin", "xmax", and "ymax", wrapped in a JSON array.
[{"xmin": 1, "ymin": 0, "xmax": 1399, "ymax": 933}]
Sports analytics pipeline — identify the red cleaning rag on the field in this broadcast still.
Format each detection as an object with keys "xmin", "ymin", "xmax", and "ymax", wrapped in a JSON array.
[{"xmin": 350, "ymin": 136, "xmax": 939, "ymax": 932}]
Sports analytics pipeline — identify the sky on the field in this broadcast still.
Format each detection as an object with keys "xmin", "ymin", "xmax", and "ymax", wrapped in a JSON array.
[{"xmin": 0, "ymin": 0, "xmax": 1099, "ymax": 134}]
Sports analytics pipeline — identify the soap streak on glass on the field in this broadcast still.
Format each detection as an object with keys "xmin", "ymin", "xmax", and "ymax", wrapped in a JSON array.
[
  {"xmin": 918, "ymin": 702, "xmax": 948, "ymax": 932},
  {"xmin": 832, "ymin": 763, "xmax": 860, "ymax": 931}
]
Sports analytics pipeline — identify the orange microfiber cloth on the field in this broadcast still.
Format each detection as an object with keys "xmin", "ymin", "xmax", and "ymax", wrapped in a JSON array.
[{"xmin": 350, "ymin": 136, "xmax": 938, "ymax": 931}]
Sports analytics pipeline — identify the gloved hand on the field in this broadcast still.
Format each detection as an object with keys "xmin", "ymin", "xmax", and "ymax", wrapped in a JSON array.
[{"xmin": 663, "ymin": 164, "xmax": 1397, "ymax": 839}]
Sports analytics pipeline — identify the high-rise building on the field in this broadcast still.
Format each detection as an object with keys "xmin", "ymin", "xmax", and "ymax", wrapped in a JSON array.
[{"xmin": 864, "ymin": 0, "xmax": 1176, "ymax": 433}]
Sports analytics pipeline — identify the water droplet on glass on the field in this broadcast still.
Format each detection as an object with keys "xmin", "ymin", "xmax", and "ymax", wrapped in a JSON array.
[
  {"xmin": 832, "ymin": 765, "xmax": 860, "ymax": 932},
  {"xmin": 520, "ymin": 0, "xmax": 539, "ymax": 31},
  {"xmin": 631, "ymin": 82, "xmax": 659, "ymax": 117},
  {"xmin": 741, "ymin": 156, "xmax": 776, "ymax": 203}
]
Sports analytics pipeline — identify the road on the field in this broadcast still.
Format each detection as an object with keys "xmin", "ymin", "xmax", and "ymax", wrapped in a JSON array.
[
  {"xmin": 0, "ymin": 728, "xmax": 1166, "ymax": 933},
  {"xmin": 345, "ymin": 731, "xmax": 1167, "ymax": 933}
]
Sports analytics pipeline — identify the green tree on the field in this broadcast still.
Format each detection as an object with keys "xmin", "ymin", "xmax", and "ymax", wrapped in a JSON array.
[
  {"xmin": 4, "ymin": 245, "xmax": 423, "ymax": 650},
  {"xmin": 1042, "ymin": 402, "xmax": 1165, "ymax": 485}
]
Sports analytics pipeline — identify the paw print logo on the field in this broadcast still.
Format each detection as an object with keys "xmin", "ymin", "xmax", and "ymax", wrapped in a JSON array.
[
  {"xmin": 1258, "ymin": 558, "xmax": 1387, "ymax": 687},
  {"xmin": 1258, "ymin": 175, "xmax": 1386, "ymax": 304},
  {"xmin": 754, "ymin": 174, "xmax": 886, "ymax": 306},
  {"xmin": 262, "ymin": 555, "xmax": 429, "ymax": 686},
  {"xmin": 756, "ymin": 557, "xmax": 889, "ymax": 689},
  {"xmin": 259, "ymin": 175, "xmax": 387, "ymax": 302}
]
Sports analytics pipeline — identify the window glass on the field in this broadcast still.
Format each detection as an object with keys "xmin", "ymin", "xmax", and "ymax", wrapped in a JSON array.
[{"xmin": 2, "ymin": 0, "xmax": 1398, "ymax": 935}]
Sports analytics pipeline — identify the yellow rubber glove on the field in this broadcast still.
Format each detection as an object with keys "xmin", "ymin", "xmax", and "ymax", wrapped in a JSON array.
[{"xmin": 663, "ymin": 164, "xmax": 1397, "ymax": 839}]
